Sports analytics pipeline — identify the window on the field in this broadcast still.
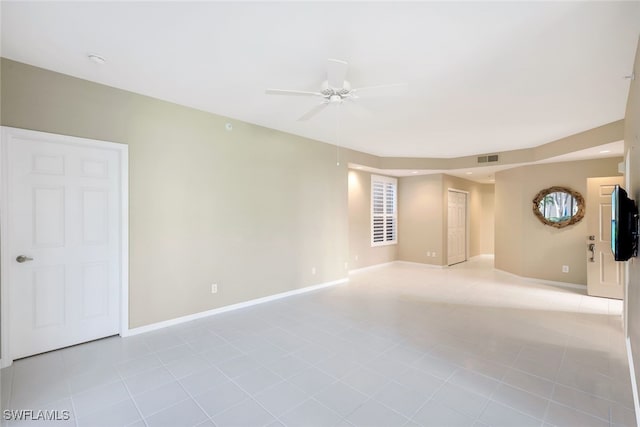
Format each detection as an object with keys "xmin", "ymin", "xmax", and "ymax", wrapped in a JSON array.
[{"xmin": 371, "ymin": 175, "xmax": 397, "ymax": 246}]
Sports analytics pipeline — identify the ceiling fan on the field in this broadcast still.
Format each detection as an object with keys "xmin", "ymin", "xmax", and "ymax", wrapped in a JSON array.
[{"xmin": 265, "ymin": 59, "xmax": 407, "ymax": 121}]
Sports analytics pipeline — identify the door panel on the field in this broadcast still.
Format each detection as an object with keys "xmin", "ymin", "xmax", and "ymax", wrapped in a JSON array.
[
  {"xmin": 33, "ymin": 266, "xmax": 66, "ymax": 328},
  {"xmin": 33, "ymin": 186, "xmax": 66, "ymax": 247},
  {"xmin": 448, "ymin": 190, "xmax": 467, "ymax": 265},
  {"xmin": 587, "ymin": 177, "xmax": 624, "ymax": 299},
  {"xmin": 6, "ymin": 130, "xmax": 122, "ymax": 359},
  {"xmin": 81, "ymin": 262, "xmax": 110, "ymax": 319},
  {"xmin": 82, "ymin": 189, "xmax": 109, "ymax": 244}
]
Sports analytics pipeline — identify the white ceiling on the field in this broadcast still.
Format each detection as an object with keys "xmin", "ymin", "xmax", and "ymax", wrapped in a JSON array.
[{"xmin": 2, "ymin": 2, "xmax": 639, "ymax": 158}]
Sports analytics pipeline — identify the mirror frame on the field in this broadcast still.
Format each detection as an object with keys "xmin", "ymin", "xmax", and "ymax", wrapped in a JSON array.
[{"xmin": 532, "ymin": 186, "xmax": 585, "ymax": 228}]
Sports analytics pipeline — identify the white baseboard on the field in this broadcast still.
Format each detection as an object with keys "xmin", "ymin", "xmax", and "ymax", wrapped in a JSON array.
[
  {"xmin": 494, "ymin": 268, "xmax": 586, "ymax": 290},
  {"xmin": 348, "ymin": 262, "xmax": 395, "ymax": 274},
  {"xmin": 122, "ymin": 277, "xmax": 348, "ymax": 337},
  {"xmin": 626, "ymin": 337, "xmax": 640, "ymax": 427},
  {"xmin": 349, "ymin": 258, "xmax": 494, "ymax": 273},
  {"xmin": 394, "ymin": 260, "xmax": 445, "ymax": 269}
]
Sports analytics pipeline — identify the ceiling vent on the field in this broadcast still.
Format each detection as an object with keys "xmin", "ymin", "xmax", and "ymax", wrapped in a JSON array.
[{"xmin": 477, "ymin": 154, "xmax": 499, "ymax": 163}]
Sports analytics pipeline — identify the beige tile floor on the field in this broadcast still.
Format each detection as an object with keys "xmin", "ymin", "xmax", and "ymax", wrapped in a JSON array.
[{"xmin": 0, "ymin": 256, "xmax": 635, "ymax": 426}]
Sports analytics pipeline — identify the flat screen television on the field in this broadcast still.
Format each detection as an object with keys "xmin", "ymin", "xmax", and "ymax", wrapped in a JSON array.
[{"xmin": 611, "ymin": 185, "xmax": 638, "ymax": 261}]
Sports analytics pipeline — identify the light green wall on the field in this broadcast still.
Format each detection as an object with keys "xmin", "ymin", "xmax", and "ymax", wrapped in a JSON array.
[
  {"xmin": 495, "ymin": 158, "xmax": 622, "ymax": 285},
  {"xmin": 1, "ymin": 58, "xmax": 349, "ymax": 328}
]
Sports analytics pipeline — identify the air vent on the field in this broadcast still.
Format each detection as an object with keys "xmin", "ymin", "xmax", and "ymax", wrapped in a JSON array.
[{"xmin": 477, "ymin": 154, "xmax": 499, "ymax": 163}]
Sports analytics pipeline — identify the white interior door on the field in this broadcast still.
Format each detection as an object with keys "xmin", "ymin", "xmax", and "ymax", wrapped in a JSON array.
[
  {"xmin": 448, "ymin": 190, "xmax": 467, "ymax": 266},
  {"xmin": 4, "ymin": 128, "xmax": 122, "ymax": 360},
  {"xmin": 587, "ymin": 176, "xmax": 625, "ymax": 299}
]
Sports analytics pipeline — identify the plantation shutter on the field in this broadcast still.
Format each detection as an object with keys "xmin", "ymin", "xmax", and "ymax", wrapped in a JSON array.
[{"xmin": 371, "ymin": 175, "xmax": 397, "ymax": 246}]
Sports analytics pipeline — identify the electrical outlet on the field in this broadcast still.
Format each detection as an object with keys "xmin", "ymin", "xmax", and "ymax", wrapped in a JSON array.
[
  {"xmin": 311, "ymin": 267, "xmax": 316, "ymax": 275},
  {"xmin": 355, "ymin": 255, "xmax": 359, "ymax": 261},
  {"xmin": 562, "ymin": 265, "xmax": 569, "ymax": 273},
  {"xmin": 211, "ymin": 283, "xmax": 218, "ymax": 294},
  {"xmin": 432, "ymin": 252, "xmax": 437, "ymax": 257},
  {"xmin": 427, "ymin": 251, "xmax": 431, "ymax": 257}
]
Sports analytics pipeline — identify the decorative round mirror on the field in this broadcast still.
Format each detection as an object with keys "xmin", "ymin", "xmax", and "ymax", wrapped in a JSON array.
[{"xmin": 532, "ymin": 186, "xmax": 585, "ymax": 228}]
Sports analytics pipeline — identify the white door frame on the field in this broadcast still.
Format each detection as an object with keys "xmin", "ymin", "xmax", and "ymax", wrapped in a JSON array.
[
  {"xmin": 447, "ymin": 188, "xmax": 470, "ymax": 264},
  {"xmin": 0, "ymin": 126, "xmax": 129, "ymax": 368}
]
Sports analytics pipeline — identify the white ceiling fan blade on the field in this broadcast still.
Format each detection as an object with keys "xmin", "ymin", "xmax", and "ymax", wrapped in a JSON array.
[
  {"xmin": 351, "ymin": 83, "xmax": 408, "ymax": 98},
  {"xmin": 297, "ymin": 102, "xmax": 329, "ymax": 121},
  {"xmin": 344, "ymin": 98, "xmax": 371, "ymax": 120},
  {"xmin": 265, "ymin": 89, "xmax": 323, "ymax": 97},
  {"xmin": 327, "ymin": 58, "xmax": 348, "ymax": 89}
]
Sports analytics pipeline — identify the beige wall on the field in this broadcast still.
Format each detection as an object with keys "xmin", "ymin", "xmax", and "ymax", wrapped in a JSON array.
[
  {"xmin": 398, "ymin": 174, "xmax": 444, "ymax": 265},
  {"xmin": 495, "ymin": 158, "xmax": 622, "ymax": 285},
  {"xmin": 442, "ymin": 175, "xmax": 495, "ymax": 261},
  {"xmin": 480, "ymin": 184, "xmax": 495, "ymax": 255},
  {"xmin": 624, "ymin": 36, "xmax": 640, "ymax": 404},
  {"xmin": 495, "ymin": 167, "xmax": 526, "ymax": 277},
  {"xmin": 348, "ymin": 169, "xmax": 495, "ymax": 269},
  {"xmin": 347, "ymin": 170, "xmax": 397, "ymax": 269},
  {"xmin": 397, "ymin": 173, "xmax": 494, "ymax": 266},
  {"xmin": 1, "ymin": 53, "xmax": 630, "ymax": 342},
  {"xmin": 1, "ymin": 59, "xmax": 349, "ymax": 328}
]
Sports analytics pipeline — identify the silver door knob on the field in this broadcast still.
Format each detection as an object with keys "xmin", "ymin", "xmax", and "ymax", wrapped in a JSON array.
[
  {"xmin": 588, "ymin": 244, "xmax": 595, "ymax": 262},
  {"xmin": 16, "ymin": 255, "xmax": 34, "ymax": 263}
]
